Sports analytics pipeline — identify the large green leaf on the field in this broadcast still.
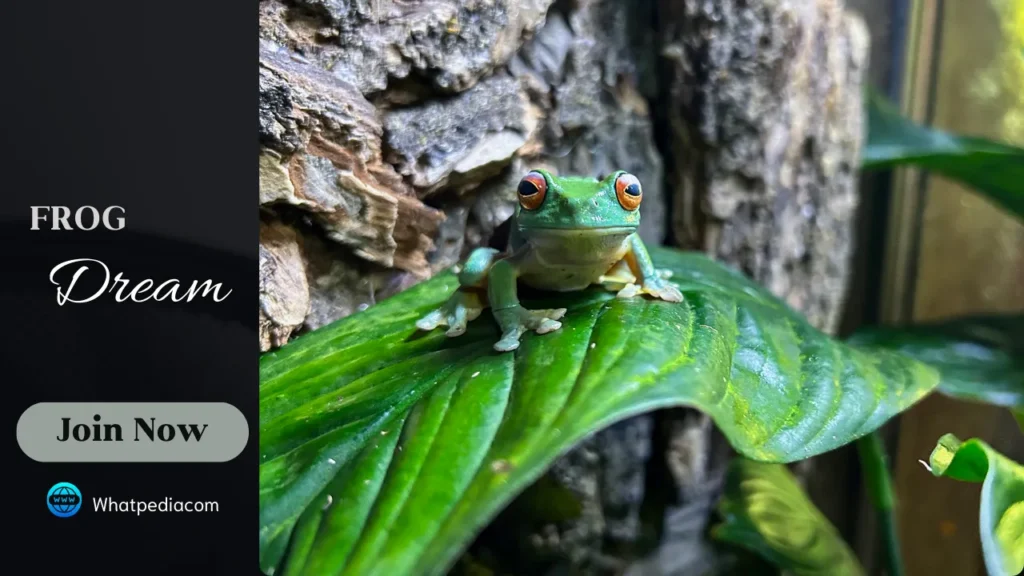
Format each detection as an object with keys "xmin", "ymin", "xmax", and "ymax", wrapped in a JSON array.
[
  {"xmin": 863, "ymin": 89, "xmax": 1024, "ymax": 219},
  {"xmin": 258, "ymin": 246, "xmax": 941, "ymax": 575},
  {"xmin": 713, "ymin": 459, "xmax": 864, "ymax": 576},
  {"xmin": 848, "ymin": 315, "xmax": 1023, "ymax": 413},
  {"xmin": 927, "ymin": 434, "xmax": 1024, "ymax": 576}
]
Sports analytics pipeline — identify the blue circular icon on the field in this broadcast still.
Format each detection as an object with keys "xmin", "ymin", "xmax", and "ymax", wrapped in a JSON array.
[{"xmin": 47, "ymin": 482, "xmax": 82, "ymax": 517}]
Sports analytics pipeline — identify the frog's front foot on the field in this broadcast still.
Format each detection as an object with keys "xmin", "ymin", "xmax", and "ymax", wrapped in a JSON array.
[
  {"xmin": 492, "ymin": 306, "xmax": 567, "ymax": 352},
  {"xmin": 644, "ymin": 279, "xmax": 683, "ymax": 302},
  {"xmin": 616, "ymin": 276, "xmax": 683, "ymax": 303},
  {"xmin": 416, "ymin": 289, "xmax": 485, "ymax": 337}
]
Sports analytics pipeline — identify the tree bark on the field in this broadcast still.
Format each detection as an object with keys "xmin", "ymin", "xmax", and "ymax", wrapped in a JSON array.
[
  {"xmin": 637, "ymin": 1, "xmax": 869, "ymax": 574},
  {"xmin": 662, "ymin": 0, "xmax": 868, "ymax": 333},
  {"xmin": 257, "ymin": 0, "xmax": 868, "ymax": 573}
]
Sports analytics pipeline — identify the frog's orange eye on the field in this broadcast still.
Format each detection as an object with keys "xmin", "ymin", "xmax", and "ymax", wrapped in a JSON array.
[
  {"xmin": 615, "ymin": 173, "xmax": 642, "ymax": 211},
  {"xmin": 518, "ymin": 171, "xmax": 547, "ymax": 211}
]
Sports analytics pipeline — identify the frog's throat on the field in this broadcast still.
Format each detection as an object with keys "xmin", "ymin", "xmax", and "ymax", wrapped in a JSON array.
[{"xmin": 519, "ymin": 226, "xmax": 634, "ymax": 270}]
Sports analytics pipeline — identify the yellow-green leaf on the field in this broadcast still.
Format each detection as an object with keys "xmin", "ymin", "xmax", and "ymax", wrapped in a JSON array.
[
  {"xmin": 713, "ymin": 459, "xmax": 864, "ymax": 576},
  {"xmin": 928, "ymin": 434, "xmax": 1024, "ymax": 576}
]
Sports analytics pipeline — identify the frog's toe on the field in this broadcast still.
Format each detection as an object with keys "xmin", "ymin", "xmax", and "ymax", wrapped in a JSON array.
[
  {"xmin": 534, "ymin": 318, "xmax": 562, "ymax": 334},
  {"xmin": 666, "ymin": 286, "xmax": 683, "ymax": 302},
  {"xmin": 416, "ymin": 309, "xmax": 446, "ymax": 331},
  {"xmin": 448, "ymin": 301, "xmax": 484, "ymax": 336},
  {"xmin": 418, "ymin": 290, "xmax": 486, "ymax": 336},
  {"xmin": 615, "ymin": 283, "xmax": 642, "ymax": 299},
  {"xmin": 646, "ymin": 282, "xmax": 683, "ymax": 303},
  {"xmin": 522, "ymin": 308, "xmax": 566, "ymax": 332},
  {"xmin": 529, "ymin": 308, "xmax": 567, "ymax": 321},
  {"xmin": 656, "ymin": 268, "xmax": 674, "ymax": 280},
  {"xmin": 492, "ymin": 307, "xmax": 566, "ymax": 351},
  {"xmin": 494, "ymin": 327, "xmax": 525, "ymax": 352},
  {"xmin": 443, "ymin": 304, "xmax": 467, "ymax": 336}
]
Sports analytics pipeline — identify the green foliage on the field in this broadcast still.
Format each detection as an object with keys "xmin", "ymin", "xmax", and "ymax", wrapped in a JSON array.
[
  {"xmin": 848, "ymin": 315, "xmax": 1024, "ymax": 414},
  {"xmin": 855, "ymin": 433, "xmax": 905, "ymax": 576},
  {"xmin": 713, "ymin": 459, "xmax": 865, "ymax": 576},
  {"xmin": 858, "ymin": 92, "xmax": 1024, "ymax": 576},
  {"xmin": 863, "ymin": 89, "xmax": 1024, "ymax": 219},
  {"xmin": 258, "ymin": 247, "xmax": 941, "ymax": 575},
  {"xmin": 254, "ymin": 87, "xmax": 1024, "ymax": 575},
  {"xmin": 928, "ymin": 434, "xmax": 1024, "ymax": 576}
]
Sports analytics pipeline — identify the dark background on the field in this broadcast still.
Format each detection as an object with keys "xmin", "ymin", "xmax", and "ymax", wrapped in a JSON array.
[{"xmin": 0, "ymin": 1, "xmax": 254, "ymax": 573}]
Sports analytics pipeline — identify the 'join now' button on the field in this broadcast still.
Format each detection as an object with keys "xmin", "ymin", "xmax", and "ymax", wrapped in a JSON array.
[{"xmin": 17, "ymin": 403, "xmax": 248, "ymax": 462}]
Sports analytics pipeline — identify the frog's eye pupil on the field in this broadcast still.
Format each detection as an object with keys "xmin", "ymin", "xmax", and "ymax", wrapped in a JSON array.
[
  {"xmin": 518, "ymin": 181, "xmax": 538, "ymax": 196},
  {"xmin": 625, "ymin": 183, "xmax": 641, "ymax": 196}
]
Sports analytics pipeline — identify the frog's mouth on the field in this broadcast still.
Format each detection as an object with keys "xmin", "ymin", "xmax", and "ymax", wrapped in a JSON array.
[
  {"xmin": 520, "ymin": 226, "xmax": 635, "ymax": 266},
  {"xmin": 519, "ymin": 226, "xmax": 636, "ymax": 236}
]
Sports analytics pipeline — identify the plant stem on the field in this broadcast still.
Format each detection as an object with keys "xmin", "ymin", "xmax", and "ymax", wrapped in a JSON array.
[{"xmin": 857, "ymin": 431, "xmax": 905, "ymax": 576}]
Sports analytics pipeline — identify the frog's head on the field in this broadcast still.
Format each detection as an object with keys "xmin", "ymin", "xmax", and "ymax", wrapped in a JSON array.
[{"xmin": 513, "ymin": 169, "xmax": 642, "ymax": 236}]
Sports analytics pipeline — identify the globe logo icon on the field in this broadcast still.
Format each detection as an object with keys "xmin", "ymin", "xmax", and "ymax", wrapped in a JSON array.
[{"xmin": 47, "ymin": 482, "xmax": 82, "ymax": 517}]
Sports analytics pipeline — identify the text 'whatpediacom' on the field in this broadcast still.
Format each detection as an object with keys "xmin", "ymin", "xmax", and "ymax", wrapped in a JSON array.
[{"xmin": 93, "ymin": 497, "xmax": 219, "ymax": 516}]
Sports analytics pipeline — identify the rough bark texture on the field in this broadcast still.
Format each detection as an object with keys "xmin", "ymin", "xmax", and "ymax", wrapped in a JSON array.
[
  {"xmin": 636, "ymin": 2, "xmax": 869, "ymax": 574},
  {"xmin": 662, "ymin": 0, "xmax": 868, "ymax": 333},
  {"xmin": 258, "ymin": 0, "xmax": 868, "ymax": 573},
  {"xmin": 259, "ymin": 219, "xmax": 310, "ymax": 351}
]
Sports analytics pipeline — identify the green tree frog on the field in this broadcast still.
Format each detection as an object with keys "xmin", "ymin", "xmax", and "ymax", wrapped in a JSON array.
[{"xmin": 417, "ymin": 169, "xmax": 683, "ymax": 351}]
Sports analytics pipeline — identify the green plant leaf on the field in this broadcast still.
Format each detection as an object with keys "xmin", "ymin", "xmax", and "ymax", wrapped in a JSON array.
[
  {"xmin": 927, "ymin": 434, "xmax": 1024, "ymax": 576},
  {"xmin": 259, "ymin": 246, "xmax": 941, "ymax": 575},
  {"xmin": 847, "ymin": 315, "xmax": 1023, "ymax": 412},
  {"xmin": 713, "ymin": 459, "xmax": 865, "ymax": 576},
  {"xmin": 863, "ymin": 89, "xmax": 1024, "ymax": 219}
]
